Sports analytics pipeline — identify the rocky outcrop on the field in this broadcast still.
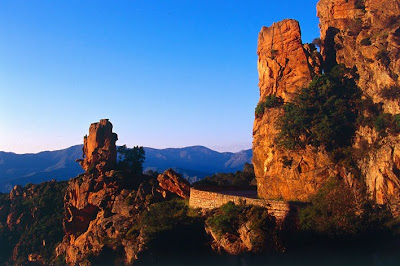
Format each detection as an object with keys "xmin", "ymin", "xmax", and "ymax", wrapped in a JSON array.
[
  {"xmin": 253, "ymin": 19, "xmax": 332, "ymax": 201},
  {"xmin": 253, "ymin": 0, "xmax": 400, "ymax": 213},
  {"xmin": 55, "ymin": 170, "xmax": 152, "ymax": 265},
  {"xmin": 56, "ymin": 120, "xmax": 188, "ymax": 265},
  {"xmin": 157, "ymin": 168, "xmax": 190, "ymax": 199},
  {"xmin": 318, "ymin": 0, "xmax": 400, "ymax": 113},
  {"xmin": 257, "ymin": 19, "xmax": 322, "ymax": 102},
  {"xmin": 56, "ymin": 120, "xmax": 143, "ymax": 264},
  {"xmin": 77, "ymin": 119, "xmax": 118, "ymax": 172},
  {"xmin": 317, "ymin": 0, "xmax": 400, "ymax": 214}
]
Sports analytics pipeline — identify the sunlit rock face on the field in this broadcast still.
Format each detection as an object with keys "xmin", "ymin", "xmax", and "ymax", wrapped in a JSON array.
[
  {"xmin": 157, "ymin": 168, "xmax": 190, "ymax": 199},
  {"xmin": 257, "ymin": 19, "xmax": 322, "ymax": 103},
  {"xmin": 253, "ymin": 19, "xmax": 332, "ymax": 201},
  {"xmin": 56, "ymin": 120, "xmax": 146, "ymax": 265},
  {"xmin": 77, "ymin": 119, "xmax": 118, "ymax": 173},
  {"xmin": 253, "ymin": 0, "xmax": 400, "ymax": 214}
]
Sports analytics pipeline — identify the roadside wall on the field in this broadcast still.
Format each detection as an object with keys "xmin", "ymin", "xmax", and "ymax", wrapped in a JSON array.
[{"xmin": 189, "ymin": 188, "xmax": 303, "ymax": 222}]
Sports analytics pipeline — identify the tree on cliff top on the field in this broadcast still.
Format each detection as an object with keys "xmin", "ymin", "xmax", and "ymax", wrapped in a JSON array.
[{"xmin": 117, "ymin": 145, "xmax": 145, "ymax": 176}]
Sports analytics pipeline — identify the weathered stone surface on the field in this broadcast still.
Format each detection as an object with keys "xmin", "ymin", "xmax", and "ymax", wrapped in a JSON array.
[
  {"xmin": 157, "ymin": 168, "xmax": 190, "ymax": 199},
  {"xmin": 257, "ymin": 19, "xmax": 321, "ymax": 102},
  {"xmin": 253, "ymin": 0, "xmax": 400, "ymax": 214},
  {"xmin": 56, "ymin": 120, "xmax": 164, "ymax": 265},
  {"xmin": 317, "ymin": 0, "xmax": 400, "ymax": 214},
  {"xmin": 318, "ymin": 0, "xmax": 400, "ymax": 113},
  {"xmin": 253, "ymin": 19, "xmax": 327, "ymax": 201},
  {"xmin": 77, "ymin": 119, "xmax": 118, "ymax": 172}
]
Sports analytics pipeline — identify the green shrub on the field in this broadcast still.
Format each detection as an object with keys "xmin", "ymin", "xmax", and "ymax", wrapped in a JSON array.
[
  {"xmin": 0, "ymin": 181, "xmax": 68, "ymax": 264},
  {"xmin": 140, "ymin": 199, "xmax": 190, "ymax": 238},
  {"xmin": 360, "ymin": 37, "xmax": 371, "ymax": 46},
  {"xmin": 206, "ymin": 202, "xmax": 279, "ymax": 252},
  {"xmin": 276, "ymin": 65, "xmax": 360, "ymax": 152},
  {"xmin": 374, "ymin": 113, "xmax": 391, "ymax": 134},
  {"xmin": 117, "ymin": 145, "xmax": 145, "ymax": 176},
  {"xmin": 255, "ymin": 95, "xmax": 284, "ymax": 118},
  {"xmin": 207, "ymin": 201, "xmax": 241, "ymax": 236},
  {"xmin": 299, "ymin": 178, "xmax": 391, "ymax": 238}
]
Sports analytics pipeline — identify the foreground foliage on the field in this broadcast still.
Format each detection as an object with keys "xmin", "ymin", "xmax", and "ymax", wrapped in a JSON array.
[
  {"xmin": 206, "ymin": 202, "xmax": 281, "ymax": 252},
  {"xmin": 0, "ymin": 181, "xmax": 67, "ymax": 264},
  {"xmin": 298, "ymin": 178, "xmax": 392, "ymax": 238}
]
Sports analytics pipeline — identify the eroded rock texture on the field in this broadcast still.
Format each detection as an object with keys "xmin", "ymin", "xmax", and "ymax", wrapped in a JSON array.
[
  {"xmin": 77, "ymin": 119, "xmax": 118, "ymax": 172},
  {"xmin": 318, "ymin": 0, "xmax": 400, "ymax": 213},
  {"xmin": 56, "ymin": 120, "xmax": 153, "ymax": 265},
  {"xmin": 253, "ymin": 19, "xmax": 330, "ymax": 201},
  {"xmin": 157, "ymin": 168, "xmax": 190, "ymax": 199},
  {"xmin": 253, "ymin": 0, "xmax": 400, "ymax": 214},
  {"xmin": 56, "ymin": 120, "xmax": 193, "ymax": 265}
]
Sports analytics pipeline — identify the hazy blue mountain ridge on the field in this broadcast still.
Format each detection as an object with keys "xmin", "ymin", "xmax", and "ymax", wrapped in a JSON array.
[{"xmin": 0, "ymin": 145, "xmax": 252, "ymax": 192}]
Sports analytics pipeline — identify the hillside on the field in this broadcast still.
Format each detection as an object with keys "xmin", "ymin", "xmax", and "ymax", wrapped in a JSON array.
[{"xmin": 0, "ymin": 145, "xmax": 252, "ymax": 192}]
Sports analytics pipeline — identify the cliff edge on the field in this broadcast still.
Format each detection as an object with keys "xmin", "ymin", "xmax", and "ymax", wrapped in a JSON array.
[{"xmin": 253, "ymin": 0, "xmax": 400, "ymax": 214}]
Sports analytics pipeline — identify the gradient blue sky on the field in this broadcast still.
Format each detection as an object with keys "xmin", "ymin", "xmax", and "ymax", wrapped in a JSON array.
[{"xmin": 0, "ymin": 0, "xmax": 320, "ymax": 154}]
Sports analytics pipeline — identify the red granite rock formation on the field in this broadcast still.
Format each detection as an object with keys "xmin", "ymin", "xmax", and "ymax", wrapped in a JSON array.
[
  {"xmin": 157, "ymin": 168, "xmax": 190, "ymax": 199},
  {"xmin": 77, "ymin": 119, "xmax": 118, "ymax": 173}
]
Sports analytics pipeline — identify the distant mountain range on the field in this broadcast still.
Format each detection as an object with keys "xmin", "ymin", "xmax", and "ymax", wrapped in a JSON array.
[{"xmin": 0, "ymin": 145, "xmax": 252, "ymax": 192}]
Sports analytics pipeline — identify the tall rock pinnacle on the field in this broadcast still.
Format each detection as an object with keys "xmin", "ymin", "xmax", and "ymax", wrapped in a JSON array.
[
  {"xmin": 77, "ymin": 119, "xmax": 118, "ymax": 173},
  {"xmin": 253, "ymin": 19, "xmax": 328, "ymax": 201}
]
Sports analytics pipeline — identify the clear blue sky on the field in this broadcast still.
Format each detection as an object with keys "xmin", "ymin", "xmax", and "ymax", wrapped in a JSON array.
[{"xmin": 0, "ymin": 0, "xmax": 320, "ymax": 154}]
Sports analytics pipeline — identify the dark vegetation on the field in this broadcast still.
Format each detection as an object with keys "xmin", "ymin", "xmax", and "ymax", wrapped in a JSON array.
[
  {"xmin": 255, "ymin": 95, "xmax": 284, "ymax": 118},
  {"xmin": 275, "ymin": 65, "xmax": 400, "ymax": 166},
  {"xmin": 298, "ymin": 178, "xmax": 391, "ymax": 239},
  {"xmin": 0, "ymin": 181, "xmax": 67, "ymax": 265},
  {"xmin": 117, "ymin": 145, "xmax": 145, "ymax": 176},
  {"xmin": 381, "ymin": 85, "xmax": 400, "ymax": 100},
  {"xmin": 206, "ymin": 201, "xmax": 282, "ymax": 253},
  {"xmin": 133, "ymin": 199, "xmax": 213, "ymax": 265},
  {"xmin": 193, "ymin": 163, "xmax": 256, "ymax": 190},
  {"xmin": 276, "ymin": 65, "xmax": 360, "ymax": 152}
]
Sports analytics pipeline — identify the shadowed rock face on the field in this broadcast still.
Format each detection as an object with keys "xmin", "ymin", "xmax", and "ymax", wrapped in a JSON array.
[
  {"xmin": 317, "ymin": 0, "xmax": 400, "ymax": 213},
  {"xmin": 77, "ymin": 119, "xmax": 118, "ymax": 173}
]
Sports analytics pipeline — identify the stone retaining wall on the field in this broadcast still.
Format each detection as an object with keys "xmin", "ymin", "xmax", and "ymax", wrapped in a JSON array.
[{"xmin": 189, "ymin": 188, "xmax": 304, "ymax": 222}]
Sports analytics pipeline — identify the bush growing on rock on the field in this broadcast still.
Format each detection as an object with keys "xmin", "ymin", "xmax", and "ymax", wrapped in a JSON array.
[
  {"xmin": 255, "ymin": 95, "xmax": 284, "ymax": 118},
  {"xmin": 276, "ymin": 65, "xmax": 360, "ymax": 152},
  {"xmin": 206, "ymin": 201, "xmax": 281, "ymax": 253}
]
